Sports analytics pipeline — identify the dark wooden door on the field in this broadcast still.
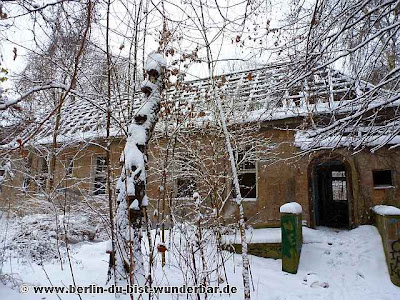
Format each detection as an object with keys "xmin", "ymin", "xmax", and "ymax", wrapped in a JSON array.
[{"xmin": 315, "ymin": 162, "xmax": 349, "ymax": 228}]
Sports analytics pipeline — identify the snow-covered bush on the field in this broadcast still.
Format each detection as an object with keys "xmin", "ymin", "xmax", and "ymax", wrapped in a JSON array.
[
  {"xmin": 0, "ymin": 194, "xmax": 110, "ymax": 263},
  {"xmin": 1, "ymin": 212, "xmax": 97, "ymax": 262}
]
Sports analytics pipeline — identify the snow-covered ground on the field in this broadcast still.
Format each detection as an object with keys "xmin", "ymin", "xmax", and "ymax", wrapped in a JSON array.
[{"xmin": 1, "ymin": 214, "xmax": 399, "ymax": 300}]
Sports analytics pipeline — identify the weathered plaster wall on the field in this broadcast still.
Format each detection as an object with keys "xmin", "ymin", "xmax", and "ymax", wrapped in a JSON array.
[{"xmin": 2, "ymin": 125, "xmax": 400, "ymax": 228}]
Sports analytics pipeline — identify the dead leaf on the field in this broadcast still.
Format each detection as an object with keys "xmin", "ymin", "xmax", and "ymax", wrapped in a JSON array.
[{"xmin": 0, "ymin": 5, "xmax": 7, "ymax": 19}]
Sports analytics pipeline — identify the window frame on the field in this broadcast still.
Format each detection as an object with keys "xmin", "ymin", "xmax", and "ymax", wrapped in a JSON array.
[
  {"xmin": 174, "ymin": 176, "xmax": 197, "ymax": 200},
  {"xmin": 233, "ymin": 146, "xmax": 258, "ymax": 202},
  {"xmin": 22, "ymin": 157, "xmax": 32, "ymax": 191},
  {"xmin": 65, "ymin": 157, "xmax": 74, "ymax": 178},
  {"xmin": 92, "ymin": 155, "xmax": 107, "ymax": 195},
  {"xmin": 0, "ymin": 168, "xmax": 5, "ymax": 192},
  {"xmin": 37, "ymin": 157, "xmax": 48, "ymax": 191},
  {"xmin": 172, "ymin": 150, "xmax": 197, "ymax": 200},
  {"xmin": 331, "ymin": 170, "xmax": 347, "ymax": 201}
]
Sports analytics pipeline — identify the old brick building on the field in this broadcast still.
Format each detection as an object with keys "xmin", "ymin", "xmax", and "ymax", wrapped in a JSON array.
[{"xmin": 1, "ymin": 64, "xmax": 399, "ymax": 229}]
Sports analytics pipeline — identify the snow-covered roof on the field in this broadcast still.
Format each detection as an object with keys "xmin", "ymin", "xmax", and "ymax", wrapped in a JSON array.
[
  {"xmin": 8, "ymin": 92, "xmax": 136, "ymax": 146},
  {"xmin": 168, "ymin": 63, "xmax": 375, "ymax": 125},
  {"xmin": 4, "ymin": 63, "xmax": 386, "ymax": 147},
  {"xmin": 295, "ymin": 122, "xmax": 400, "ymax": 152}
]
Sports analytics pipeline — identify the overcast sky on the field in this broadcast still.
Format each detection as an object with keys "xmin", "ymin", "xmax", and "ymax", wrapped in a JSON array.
[{"xmin": 0, "ymin": 0, "xmax": 291, "ymax": 90}]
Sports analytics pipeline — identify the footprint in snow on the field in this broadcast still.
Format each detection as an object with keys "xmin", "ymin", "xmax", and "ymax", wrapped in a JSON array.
[
  {"xmin": 357, "ymin": 272, "xmax": 365, "ymax": 279},
  {"xmin": 303, "ymin": 272, "xmax": 330, "ymax": 289}
]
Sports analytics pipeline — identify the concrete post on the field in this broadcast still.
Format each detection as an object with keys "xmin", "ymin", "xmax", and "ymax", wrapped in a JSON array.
[
  {"xmin": 280, "ymin": 202, "xmax": 303, "ymax": 274},
  {"xmin": 374, "ymin": 205, "xmax": 400, "ymax": 287}
]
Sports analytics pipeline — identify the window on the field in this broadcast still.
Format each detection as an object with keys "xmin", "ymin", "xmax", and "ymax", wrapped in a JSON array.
[
  {"xmin": 0, "ymin": 168, "xmax": 5, "ymax": 192},
  {"xmin": 373, "ymin": 170, "xmax": 394, "ymax": 188},
  {"xmin": 234, "ymin": 147, "xmax": 257, "ymax": 200},
  {"xmin": 176, "ymin": 178, "xmax": 196, "ymax": 198},
  {"xmin": 66, "ymin": 157, "xmax": 74, "ymax": 177},
  {"xmin": 22, "ymin": 158, "xmax": 32, "ymax": 191},
  {"xmin": 331, "ymin": 171, "xmax": 347, "ymax": 201},
  {"xmin": 0, "ymin": 161, "xmax": 12, "ymax": 192},
  {"xmin": 174, "ymin": 154, "xmax": 196, "ymax": 199},
  {"xmin": 22, "ymin": 176, "xmax": 31, "ymax": 191},
  {"xmin": 93, "ymin": 156, "xmax": 107, "ymax": 195},
  {"xmin": 38, "ymin": 158, "xmax": 48, "ymax": 190}
]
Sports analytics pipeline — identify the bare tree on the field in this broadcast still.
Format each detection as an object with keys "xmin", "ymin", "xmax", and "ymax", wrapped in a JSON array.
[{"xmin": 278, "ymin": 0, "xmax": 400, "ymax": 152}]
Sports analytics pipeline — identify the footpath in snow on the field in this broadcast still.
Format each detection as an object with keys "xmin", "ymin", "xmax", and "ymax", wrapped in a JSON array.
[{"xmin": 0, "ymin": 221, "xmax": 399, "ymax": 300}]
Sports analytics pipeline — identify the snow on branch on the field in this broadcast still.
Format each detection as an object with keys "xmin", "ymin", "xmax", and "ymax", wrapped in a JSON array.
[
  {"xmin": 7, "ymin": 0, "xmax": 81, "ymax": 19},
  {"xmin": 0, "ymin": 82, "xmax": 73, "ymax": 110}
]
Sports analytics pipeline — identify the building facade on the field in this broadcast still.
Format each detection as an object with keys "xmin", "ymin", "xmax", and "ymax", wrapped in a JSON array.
[{"xmin": 1, "ymin": 65, "xmax": 399, "ymax": 229}]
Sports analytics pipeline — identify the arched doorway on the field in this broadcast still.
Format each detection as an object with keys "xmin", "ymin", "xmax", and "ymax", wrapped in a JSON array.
[{"xmin": 311, "ymin": 159, "xmax": 352, "ymax": 228}]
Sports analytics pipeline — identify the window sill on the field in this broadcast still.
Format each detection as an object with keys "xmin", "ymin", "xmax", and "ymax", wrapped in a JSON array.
[
  {"xmin": 172, "ymin": 197, "xmax": 194, "ymax": 201},
  {"xmin": 373, "ymin": 185, "xmax": 395, "ymax": 190},
  {"xmin": 232, "ymin": 197, "xmax": 257, "ymax": 202},
  {"xmin": 92, "ymin": 193, "xmax": 107, "ymax": 197}
]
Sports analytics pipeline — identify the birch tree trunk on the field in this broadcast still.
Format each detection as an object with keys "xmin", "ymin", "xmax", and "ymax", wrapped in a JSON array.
[
  {"xmin": 112, "ymin": 52, "xmax": 165, "ymax": 284},
  {"xmin": 201, "ymin": 28, "xmax": 251, "ymax": 300},
  {"xmin": 213, "ymin": 91, "xmax": 251, "ymax": 300},
  {"xmin": 193, "ymin": 1, "xmax": 251, "ymax": 296},
  {"xmin": 104, "ymin": 0, "xmax": 117, "ymax": 285}
]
